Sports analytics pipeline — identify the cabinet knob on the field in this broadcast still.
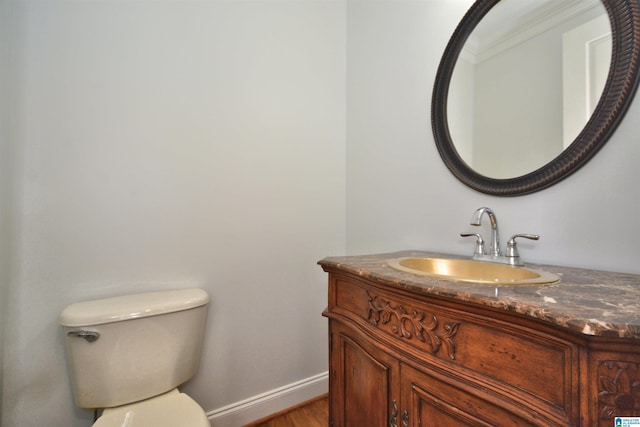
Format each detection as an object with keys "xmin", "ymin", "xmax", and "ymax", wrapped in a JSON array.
[
  {"xmin": 389, "ymin": 400, "xmax": 399, "ymax": 427},
  {"xmin": 389, "ymin": 402, "xmax": 408, "ymax": 427}
]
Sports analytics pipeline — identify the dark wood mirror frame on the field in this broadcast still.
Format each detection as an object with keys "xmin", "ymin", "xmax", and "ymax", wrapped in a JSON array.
[{"xmin": 432, "ymin": 0, "xmax": 640, "ymax": 196}]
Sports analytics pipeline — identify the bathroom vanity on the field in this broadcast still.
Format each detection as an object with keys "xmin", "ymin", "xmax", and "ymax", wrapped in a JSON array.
[{"xmin": 320, "ymin": 251, "xmax": 640, "ymax": 426}]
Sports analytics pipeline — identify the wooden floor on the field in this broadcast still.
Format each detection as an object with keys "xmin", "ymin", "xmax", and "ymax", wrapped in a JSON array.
[{"xmin": 242, "ymin": 394, "xmax": 328, "ymax": 427}]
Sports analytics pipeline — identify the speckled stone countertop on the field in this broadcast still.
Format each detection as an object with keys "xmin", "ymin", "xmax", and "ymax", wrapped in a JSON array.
[{"xmin": 318, "ymin": 250, "xmax": 640, "ymax": 340}]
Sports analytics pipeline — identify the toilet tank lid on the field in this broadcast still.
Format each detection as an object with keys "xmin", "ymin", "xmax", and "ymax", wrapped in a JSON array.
[{"xmin": 58, "ymin": 288, "xmax": 209, "ymax": 327}]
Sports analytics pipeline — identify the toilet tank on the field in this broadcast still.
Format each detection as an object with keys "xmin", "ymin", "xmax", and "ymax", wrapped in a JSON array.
[{"xmin": 59, "ymin": 288, "xmax": 209, "ymax": 409}]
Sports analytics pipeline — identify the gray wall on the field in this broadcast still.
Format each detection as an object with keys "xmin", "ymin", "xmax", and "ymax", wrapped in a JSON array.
[
  {"xmin": 1, "ymin": 1, "xmax": 345, "ymax": 425},
  {"xmin": 0, "ymin": 0, "xmax": 11, "ymax": 416}
]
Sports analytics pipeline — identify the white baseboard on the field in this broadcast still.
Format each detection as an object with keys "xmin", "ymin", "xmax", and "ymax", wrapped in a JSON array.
[{"xmin": 207, "ymin": 372, "xmax": 328, "ymax": 427}]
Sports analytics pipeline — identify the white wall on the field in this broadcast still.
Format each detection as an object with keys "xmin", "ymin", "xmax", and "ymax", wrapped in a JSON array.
[
  {"xmin": 1, "ymin": 1, "xmax": 345, "ymax": 425},
  {"xmin": 346, "ymin": 0, "xmax": 640, "ymax": 275},
  {"xmin": 346, "ymin": 0, "xmax": 473, "ymax": 254}
]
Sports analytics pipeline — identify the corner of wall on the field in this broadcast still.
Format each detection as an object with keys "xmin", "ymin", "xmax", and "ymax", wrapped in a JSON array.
[{"xmin": 0, "ymin": 0, "xmax": 18, "ymax": 420}]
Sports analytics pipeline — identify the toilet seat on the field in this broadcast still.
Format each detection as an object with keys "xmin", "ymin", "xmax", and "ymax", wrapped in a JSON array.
[{"xmin": 93, "ymin": 389, "xmax": 209, "ymax": 427}]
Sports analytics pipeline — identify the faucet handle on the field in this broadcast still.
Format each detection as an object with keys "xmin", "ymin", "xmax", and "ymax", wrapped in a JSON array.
[
  {"xmin": 461, "ymin": 233, "xmax": 485, "ymax": 255},
  {"xmin": 506, "ymin": 234, "xmax": 540, "ymax": 259}
]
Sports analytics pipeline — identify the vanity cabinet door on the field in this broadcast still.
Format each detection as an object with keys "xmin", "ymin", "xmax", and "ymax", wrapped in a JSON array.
[
  {"xmin": 401, "ymin": 363, "xmax": 544, "ymax": 427},
  {"xmin": 329, "ymin": 321, "xmax": 400, "ymax": 427}
]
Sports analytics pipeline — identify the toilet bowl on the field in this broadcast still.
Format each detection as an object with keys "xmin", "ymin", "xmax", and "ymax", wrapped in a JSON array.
[
  {"xmin": 59, "ymin": 289, "xmax": 210, "ymax": 427},
  {"xmin": 93, "ymin": 389, "xmax": 209, "ymax": 427}
]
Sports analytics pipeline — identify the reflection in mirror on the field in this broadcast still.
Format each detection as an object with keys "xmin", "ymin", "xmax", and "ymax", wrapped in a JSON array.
[{"xmin": 448, "ymin": 0, "xmax": 610, "ymax": 179}]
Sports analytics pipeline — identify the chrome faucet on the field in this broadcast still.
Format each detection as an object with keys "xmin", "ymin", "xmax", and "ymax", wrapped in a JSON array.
[
  {"xmin": 461, "ymin": 207, "xmax": 539, "ymax": 266},
  {"xmin": 470, "ymin": 207, "xmax": 501, "ymax": 256}
]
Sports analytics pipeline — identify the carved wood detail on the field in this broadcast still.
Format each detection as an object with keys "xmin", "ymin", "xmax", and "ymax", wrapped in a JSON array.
[
  {"xmin": 367, "ymin": 291, "xmax": 461, "ymax": 360},
  {"xmin": 598, "ymin": 360, "xmax": 640, "ymax": 423}
]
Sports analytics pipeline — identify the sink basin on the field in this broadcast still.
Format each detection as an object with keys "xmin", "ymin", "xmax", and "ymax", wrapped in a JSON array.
[{"xmin": 387, "ymin": 257, "xmax": 559, "ymax": 285}]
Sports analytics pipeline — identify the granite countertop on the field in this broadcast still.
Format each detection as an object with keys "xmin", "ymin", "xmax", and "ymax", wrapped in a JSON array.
[{"xmin": 318, "ymin": 250, "xmax": 640, "ymax": 340}]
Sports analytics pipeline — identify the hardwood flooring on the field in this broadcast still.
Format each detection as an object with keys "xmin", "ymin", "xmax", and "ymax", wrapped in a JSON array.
[{"xmin": 242, "ymin": 394, "xmax": 328, "ymax": 427}]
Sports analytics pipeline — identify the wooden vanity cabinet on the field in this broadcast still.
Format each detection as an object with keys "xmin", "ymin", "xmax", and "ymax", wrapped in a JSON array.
[
  {"xmin": 323, "ymin": 267, "xmax": 640, "ymax": 427},
  {"xmin": 329, "ymin": 321, "xmax": 543, "ymax": 427},
  {"xmin": 329, "ymin": 321, "xmax": 400, "ymax": 427}
]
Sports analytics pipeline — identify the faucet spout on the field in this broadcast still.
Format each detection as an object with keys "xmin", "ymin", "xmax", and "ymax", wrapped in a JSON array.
[
  {"xmin": 471, "ymin": 207, "xmax": 501, "ymax": 256},
  {"xmin": 462, "ymin": 207, "xmax": 539, "ymax": 266}
]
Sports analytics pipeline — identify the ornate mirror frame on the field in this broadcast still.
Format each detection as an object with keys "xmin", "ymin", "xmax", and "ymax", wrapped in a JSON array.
[{"xmin": 432, "ymin": 0, "xmax": 640, "ymax": 196}]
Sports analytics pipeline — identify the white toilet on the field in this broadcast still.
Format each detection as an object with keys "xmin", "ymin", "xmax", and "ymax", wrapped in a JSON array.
[{"xmin": 59, "ymin": 288, "xmax": 210, "ymax": 427}]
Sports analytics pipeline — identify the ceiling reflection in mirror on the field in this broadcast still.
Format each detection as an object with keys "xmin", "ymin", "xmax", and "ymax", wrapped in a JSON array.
[{"xmin": 448, "ymin": 0, "xmax": 610, "ymax": 179}]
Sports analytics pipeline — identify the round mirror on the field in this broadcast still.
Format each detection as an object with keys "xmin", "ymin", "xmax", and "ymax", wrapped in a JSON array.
[{"xmin": 432, "ymin": 0, "xmax": 640, "ymax": 196}]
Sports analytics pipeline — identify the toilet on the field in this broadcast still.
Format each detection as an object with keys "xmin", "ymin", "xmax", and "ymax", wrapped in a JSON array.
[{"xmin": 59, "ymin": 288, "xmax": 210, "ymax": 426}]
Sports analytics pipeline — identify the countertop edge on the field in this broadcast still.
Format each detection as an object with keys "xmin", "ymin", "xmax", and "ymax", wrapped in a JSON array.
[{"xmin": 319, "ymin": 251, "xmax": 640, "ymax": 341}]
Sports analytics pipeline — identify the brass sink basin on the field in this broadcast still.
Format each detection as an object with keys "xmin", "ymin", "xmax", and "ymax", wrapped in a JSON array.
[{"xmin": 387, "ymin": 257, "xmax": 559, "ymax": 285}]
